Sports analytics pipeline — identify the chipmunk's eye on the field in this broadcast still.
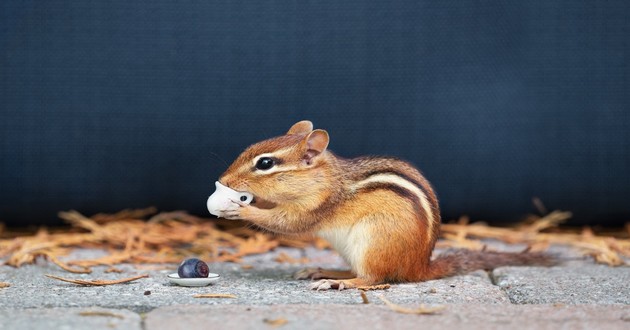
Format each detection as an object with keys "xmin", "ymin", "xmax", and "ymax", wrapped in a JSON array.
[{"xmin": 255, "ymin": 157, "xmax": 275, "ymax": 170}]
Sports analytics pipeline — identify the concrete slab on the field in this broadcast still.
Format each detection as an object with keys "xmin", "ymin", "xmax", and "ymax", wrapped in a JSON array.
[
  {"xmin": 0, "ymin": 247, "xmax": 509, "ymax": 312},
  {"xmin": 2, "ymin": 244, "xmax": 628, "ymax": 330},
  {"xmin": 144, "ymin": 304, "xmax": 630, "ymax": 330},
  {"xmin": 0, "ymin": 307, "xmax": 141, "ymax": 330},
  {"xmin": 491, "ymin": 260, "xmax": 630, "ymax": 304}
]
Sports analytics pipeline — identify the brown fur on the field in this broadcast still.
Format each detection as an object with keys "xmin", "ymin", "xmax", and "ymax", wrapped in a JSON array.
[
  {"xmin": 424, "ymin": 250, "xmax": 558, "ymax": 280},
  {"xmin": 217, "ymin": 121, "xmax": 557, "ymax": 290}
]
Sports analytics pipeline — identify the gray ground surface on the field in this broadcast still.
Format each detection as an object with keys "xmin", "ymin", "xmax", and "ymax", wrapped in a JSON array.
[{"xmin": 0, "ymin": 242, "xmax": 629, "ymax": 329}]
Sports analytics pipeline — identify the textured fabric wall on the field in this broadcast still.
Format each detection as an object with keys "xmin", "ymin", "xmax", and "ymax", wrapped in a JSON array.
[{"xmin": 2, "ymin": 1, "xmax": 629, "ymax": 226}]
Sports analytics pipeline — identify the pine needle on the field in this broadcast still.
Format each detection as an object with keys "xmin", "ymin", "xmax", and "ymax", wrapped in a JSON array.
[
  {"xmin": 263, "ymin": 318, "xmax": 288, "ymax": 327},
  {"xmin": 45, "ymin": 274, "xmax": 148, "ymax": 286},
  {"xmin": 360, "ymin": 290, "xmax": 369, "ymax": 304},
  {"xmin": 193, "ymin": 293, "xmax": 237, "ymax": 299},
  {"xmin": 79, "ymin": 311, "xmax": 124, "ymax": 319}
]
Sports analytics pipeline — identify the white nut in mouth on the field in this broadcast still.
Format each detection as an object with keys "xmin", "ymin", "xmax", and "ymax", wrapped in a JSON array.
[{"xmin": 206, "ymin": 181, "xmax": 254, "ymax": 217}]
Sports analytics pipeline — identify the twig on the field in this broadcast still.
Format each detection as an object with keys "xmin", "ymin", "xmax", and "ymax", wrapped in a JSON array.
[
  {"xmin": 193, "ymin": 293, "xmax": 237, "ymax": 299},
  {"xmin": 263, "ymin": 318, "xmax": 288, "ymax": 327},
  {"xmin": 45, "ymin": 274, "xmax": 148, "ymax": 286},
  {"xmin": 40, "ymin": 251, "xmax": 92, "ymax": 274},
  {"xmin": 79, "ymin": 311, "xmax": 124, "ymax": 319},
  {"xmin": 274, "ymin": 252, "xmax": 310, "ymax": 264},
  {"xmin": 360, "ymin": 290, "xmax": 369, "ymax": 304}
]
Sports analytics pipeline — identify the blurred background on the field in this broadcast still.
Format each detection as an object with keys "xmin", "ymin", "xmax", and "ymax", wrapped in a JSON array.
[{"xmin": 1, "ymin": 1, "xmax": 629, "ymax": 227}]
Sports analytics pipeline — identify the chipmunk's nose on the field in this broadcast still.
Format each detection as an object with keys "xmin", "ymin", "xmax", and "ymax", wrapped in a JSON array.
[
  {"xmin": 218, "ymin": 174, "xmax": 234, "ymax": 188},
  {"xmin": 218, "ymin": 175, "xmax": 248, "ymax": 193}
]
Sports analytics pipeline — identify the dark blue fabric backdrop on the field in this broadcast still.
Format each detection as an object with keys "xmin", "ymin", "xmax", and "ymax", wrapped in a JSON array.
[{"xmin": 1, "ymin": 1, "xmax": 629, "ymax": 226}]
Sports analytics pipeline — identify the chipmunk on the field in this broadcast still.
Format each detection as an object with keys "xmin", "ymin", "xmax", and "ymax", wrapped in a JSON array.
[{"xmin": 216, "ymin": 120, "xmax": 556, "ymax": 290}]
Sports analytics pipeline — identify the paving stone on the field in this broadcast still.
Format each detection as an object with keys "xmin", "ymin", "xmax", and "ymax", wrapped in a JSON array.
[
  {"xmin": 2, "ymin": 245, "xmax": 628, "ymax": 329},
  {"xmin": 0, "ymin": 247, "xmax": 508, "ymax": 312},
  {"xmin": 491, "ymin": 260, "xmax": 630, "ymax": 304},
  {"xmin": 144, "ymin": 304, "xmax": 630, "ymax": 330},
  {"xmin": 0, "ymin": 308, "xmax": 141, "ymax": 330}
]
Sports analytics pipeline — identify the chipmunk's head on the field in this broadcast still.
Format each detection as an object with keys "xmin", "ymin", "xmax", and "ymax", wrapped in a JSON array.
[{"xmin": 219, "ymin": 120, "xmax": 331, "ymax": 203}]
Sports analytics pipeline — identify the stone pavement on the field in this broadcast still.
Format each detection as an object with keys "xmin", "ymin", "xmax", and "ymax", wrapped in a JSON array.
[{"xmin": 0, "ymin": 244, "xmax": 628, "ymax": 330}]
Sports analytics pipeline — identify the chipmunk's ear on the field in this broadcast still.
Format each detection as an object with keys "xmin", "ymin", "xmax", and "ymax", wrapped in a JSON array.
[
  {"xmin": 286, "ymin": 120, "xmax": 313, "ymax": 135},
  {"xmin": 301, "ymin": 129, "xmax": 329, "ymax": 164}
]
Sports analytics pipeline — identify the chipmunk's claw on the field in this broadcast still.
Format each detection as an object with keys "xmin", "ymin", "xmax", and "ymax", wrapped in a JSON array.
[{"xmin": 230, "ymin": 199, "xmax": 248, "ymax": 207}]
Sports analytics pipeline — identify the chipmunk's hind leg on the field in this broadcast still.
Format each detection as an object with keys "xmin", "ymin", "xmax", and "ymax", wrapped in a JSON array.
[
  {"xmin": 309, "ymin": 277, "xmax": 379, "ymax": 290},
  {"xmin": 294, "ymin": 268, "xmax": 355, "ymax": 280}
]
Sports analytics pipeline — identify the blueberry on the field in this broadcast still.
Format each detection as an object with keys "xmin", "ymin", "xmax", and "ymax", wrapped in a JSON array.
[{"xmin": 177, "ymin": 258, "xmax": 209, "ymax": 278}]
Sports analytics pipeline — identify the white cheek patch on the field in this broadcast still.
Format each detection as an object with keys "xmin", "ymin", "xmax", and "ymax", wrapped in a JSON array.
[{"xmin": 206, "ymin": 181, "xmax": 253, "ymax": 217}]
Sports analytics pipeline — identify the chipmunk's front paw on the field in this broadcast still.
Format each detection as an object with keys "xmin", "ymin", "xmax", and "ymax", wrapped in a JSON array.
[
  {"xmin": 221, "ymin": 200, "xmax": 265, "ymax": 221},
  {"xmin": 221, "ymin": 209, "xmax": 241, "ymax": 220},
  {"xmin": 220, "ymin": 200, "xmax": 254, "ymax": 220}
]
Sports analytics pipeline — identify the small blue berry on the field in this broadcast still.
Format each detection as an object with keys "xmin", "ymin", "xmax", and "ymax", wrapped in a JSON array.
[{"xmin": 177, "ymin": 258, "xmax": 210, "ymax": 278}]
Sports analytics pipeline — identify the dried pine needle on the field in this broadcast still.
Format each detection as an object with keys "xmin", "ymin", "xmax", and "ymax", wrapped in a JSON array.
[
  {"xmin": 378, "ymin": 296, "xmax": 445, "ymax": 315},
  {"xmin": 193, "ymin": 293, "xmax": 237, "ymax": 299},
  {"xmin": 39, "ymin": 251, "xmax": 92, "ymax": 274},
  {"xmin": 91, "ymin": 207, "xmax": 158, "ymax": 223},
  {"xmin": 360, "ymin": 290, "xmax": 370, "ymax": 304},
  {"xmin": 440, "ymin": 211, "xmax": 629, "ymax": 267},
  {"xmin": 79, "ymin": 311, "xmax": 125, "ymax": 319},
  {"xmin": 0, "ymin": 209, "xmax": 298, "ymax": 273},
  {"xmin": 274, "ymin": 252, "xmax": 309, "ymax": 264},
  {"xmin": 104, "ymin": 266, "xmax": 124, "ymax": 273},
  {"xmin": 0, "ymin": 208, "xmax": 628, "ymax": 274},
  {"xmin": 45, "ymin": 274, "xmax": 148, "ymax": 286},
  {"xmin": 0, "ymin": 282, "xmax": 10, "ymax": 288},
  {"xmin": 263, "ymin": 318, "xmax": 288, "ymax": 327}
]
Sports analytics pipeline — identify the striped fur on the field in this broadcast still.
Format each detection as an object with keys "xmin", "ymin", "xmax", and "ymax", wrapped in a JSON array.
[
  {"xmin": 351, "ymin": 173, "xmax": 435, "ymax": 242},
  {"xmin": 216, "ymin": 121, "xmax": 555, "ymax": 290}
]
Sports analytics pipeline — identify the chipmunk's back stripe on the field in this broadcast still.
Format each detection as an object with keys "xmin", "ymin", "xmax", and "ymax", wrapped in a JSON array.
[
  {"xmin": 353, "ymin": 173, "xmax": 435, "ymax": 240},
  {"xmin": 364, "ymin": 170, "xmax": 434, "ymax": 201},
  {"xmin": 358, "ymin": 182, "xmax": 424, "ymax": 212},
  {"xmin": 364, "ymin": 169, "xmax": 439, "ymax": 217}
]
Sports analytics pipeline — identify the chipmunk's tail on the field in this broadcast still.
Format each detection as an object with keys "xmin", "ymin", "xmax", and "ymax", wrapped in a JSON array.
[{"xmin": 423, "ymin": 249, "xmax": 558, "ymax": 280}]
